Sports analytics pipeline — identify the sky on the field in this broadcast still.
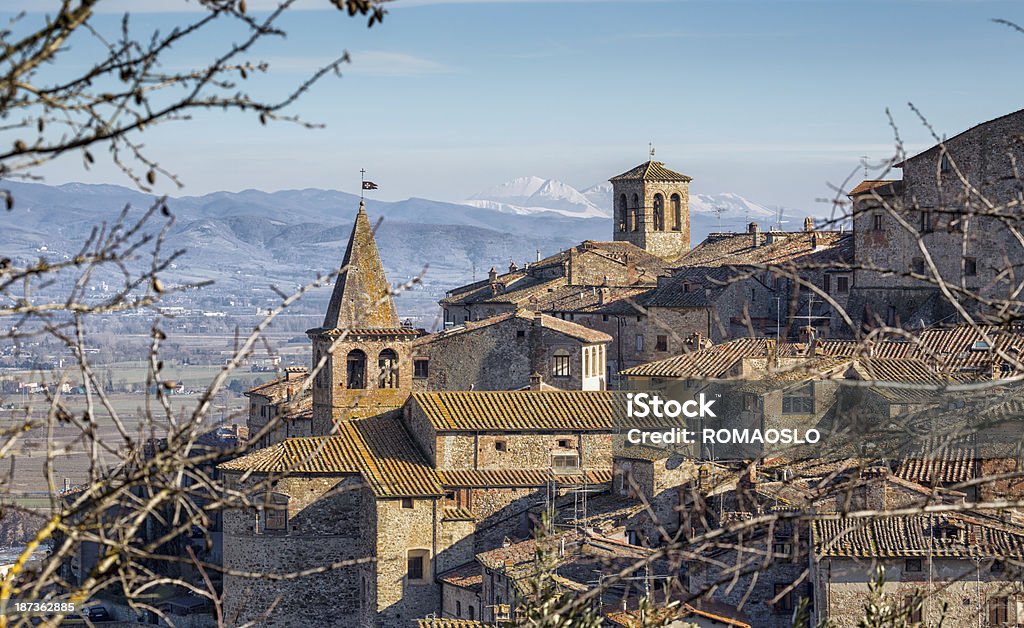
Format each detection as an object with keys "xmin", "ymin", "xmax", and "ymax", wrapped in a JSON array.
[{"xmin": 13, "ymin": 0, "xmax": 1024, "ymax": 214}]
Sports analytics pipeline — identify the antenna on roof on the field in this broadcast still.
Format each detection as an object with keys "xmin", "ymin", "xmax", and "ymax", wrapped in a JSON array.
[
  {"xmin": 860, "ymin": 156, "xmax": 869, "ymax": 179},
  {"xmin": 648, "ymin": 142, "xmax": 655, "ymax": 161},
  {"xmin": 712, "ymin": 206, "xmax": 726, "ymax": 231}
]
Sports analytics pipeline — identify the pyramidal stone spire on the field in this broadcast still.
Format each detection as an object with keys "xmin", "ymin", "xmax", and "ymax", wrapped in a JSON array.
[{"xmin": 322, "ymin": 200, "xmax": 400, "ymax": 330}]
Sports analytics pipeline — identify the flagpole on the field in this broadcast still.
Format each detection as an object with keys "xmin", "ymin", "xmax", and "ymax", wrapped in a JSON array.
[{"xmin": 360, "ymin": 168, "xmax": 366, "ymax": 201}]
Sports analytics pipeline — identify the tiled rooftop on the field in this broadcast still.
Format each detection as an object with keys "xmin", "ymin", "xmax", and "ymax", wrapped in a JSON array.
[
  {"xmin": 218, "ymin": 416, "xmax": 443, "ymax": 497},
  {"xmin": 437, "ymin": 561, "xmax": 483, "ymax": 592},
  {"xmin": 415, "ymin": 310, "xmax": 611, "ymax": 346},
  {"xmin": 609, "ymin": 160, "xmax": 692, "ymax": 182},
  {"xmin": 813, "ymin": 513, "xmax": 1024, "ymax": 559},
  {"xmin": 677, "ymin": 230, "xmax": 851, "ymax": 268},
  {"xmin": 440, "ymin": 468, "xmax": 612, "ymax": 488},
  {"xmin": 410, "ymin": 391, "xmax": 629, "ymax": 432}
]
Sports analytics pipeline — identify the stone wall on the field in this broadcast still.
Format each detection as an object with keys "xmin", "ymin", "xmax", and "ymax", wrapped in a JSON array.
[
  {"xmin": 373, "ymin": 497, "xmax": 446, "ymax": 626},
  {"xmin": 612, "ymin": 177, "xmax": 691, "ymax": 260},
  {"xmin": 850, "ymin": 110, "xmax": 1024, "ymax": 329},
  {"xmin": 222, "ymin": 474, "xmax": 374, "ymax": 627},
  {"xmin": 441, "ymin": 582, "xmax": 482, "ymax": 623},
  {"xmin": 426, "ymin": 431, "xmax": 613, "ymax": 473},
  {"xmin": 813, "ymin": 557, "xmax": 1024, "ymax": 626},
  {"xmin": 411, "ymin": 314, "xmax": 607, "ymax": 392}
]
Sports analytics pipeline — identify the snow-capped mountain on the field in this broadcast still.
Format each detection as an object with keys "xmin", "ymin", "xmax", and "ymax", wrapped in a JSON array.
[
  {"xmin": 689, "ymin": 192, "xmax": 776, "ymax": 218},
  {"xmin": 581, "ymin": 182, "xmax": 613, "ymax": 210},
  {"xmin": 465, "ymin": 176, "xmax": 611, "ymax": 219},
  {"xmin": 465, "ymin": 176, "xmax": 809, "ymax": 237}
]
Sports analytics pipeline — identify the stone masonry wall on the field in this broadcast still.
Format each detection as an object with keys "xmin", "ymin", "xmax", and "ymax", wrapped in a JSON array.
[{"xmin": 222, "ymin": 474, "xmax": 375, "ymax": 627}]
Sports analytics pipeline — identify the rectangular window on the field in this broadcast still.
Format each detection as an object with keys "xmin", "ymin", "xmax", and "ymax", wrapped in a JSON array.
[
  {"xmin": 552, "ymin": 452, "xmax": 579, "ymax": 473},
  {"xmin": 516, "ymin": 329, "xmax": 526, "ymax": 338},
  {"xmin": 989, "ymin": 596, "xmax": 1008, "ymax": 625},
  {"xmin": 912, "ymin": 258, "xmax": 925, "ymax": 275},
  {"xmin": 602, "ymin": 314, "xmax": 609, "ymax": 322},
  {"xmin": 407, "ymin": 553, "xmax": 425, "ymax": 581},
  {"xmin": 655, "ymin": 335, "xmax": 668, "ymax": 352},
  {"xmin": 823, "ymin": 275, "xmax": 831, "ymax": 294},
  {"xmin": 781, "ymin": 383, "xmax": 814, "ymax": 415},
  {"xmin": 264, "ymin": 507, "xmax": 287, "ymax": 532},
  {"xmin": 773, "ymin": 583, "xmax": 794, "ymax": 613},
  {"xmin": 494, "ymin": 439, "xmax": 507, "ymax": 452},
  {"xmin": 965, "ymin": 257, "xmax": 977, "ymax": 277},
  {"xmin": 552, "ymin": 354, "xmax": 571, "ymax": 378},
  {"xmin": 413, "ymin": 359, "xmax": 429, "ymax": 379},
  {"xmin": 920, "ymin": 211, "xmax": 932, "ymax": 233},
  {"xmin": 401, "ymin": 497, "xmax": 414, "ymax": 509},
  {"xmin": 836, "ymin": 275, "xmax": 850, "ymax": 294},
  {"xmin": 635, "ymin": 334, "xmax": 644, "ymax": 353},
  {"xmin": 872, "ymin": 213, "xmax": 883, "ymax": 231},
  {"xmin": 905, "ymin": 558, "xmax": 922, "ymax": 572}
]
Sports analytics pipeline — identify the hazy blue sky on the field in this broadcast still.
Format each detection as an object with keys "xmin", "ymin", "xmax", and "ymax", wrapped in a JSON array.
[{"xmin": 17, "ymin": 0, "xmax": 1024, "ymax": 214}]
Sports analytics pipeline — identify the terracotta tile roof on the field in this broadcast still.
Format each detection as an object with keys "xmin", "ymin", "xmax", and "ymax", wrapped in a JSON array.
[
  {"xmin": 308, "ymin": 327, "xmax": 420, "ymax": 337},
  {"xmin": 437, "ymin": 561, "xmax": 483, "ymax": 591},
  {"xmin": 620, "ymin": 337, "xmax": 776, "ymax": 378},
  {"xmin": 526, "ymin": 285, "xmax": 652, "ymax": 315},
  {"xmin": 677, "ymin": 230, "xmax": 851, "ymax": 268},
  {"xmin": 644, "ymin": 266, "xmax": 739, "ymax": 308},
  {"xmin": 322, "ymin": 202, "xmax": 401, "ymax": 330},
  {"xmin": 442, "ymin": 507, "xmax": 476, "ymax": 521},
  {"xmin": 896, "ymin": 439, "xmax": 977, "ymax": 484},
  {"xmin": 440, "ymin": 468, "xmax": 612, "ymax": 488},
  {"xmin": 848, "ymin": 179, "xmax": 903, "ymax": 196},
  {"xmin": 440, "ymin": 241, "xmax": 670, "ymax": 308},
  {"xmin": 218, "ymin": 416, "xmax": 443, "ymax": 497},
  {"xmin": 414, "ymin": 310, "xmax": 611, "ymax": 346},
  {"xmin": 245, "ymin": 375, "xmax": 310, "ymax": 403},
  {"xmin": 607, "ymin": 603, "xmax": 752, "ymax": 628},
  {"xmin": 416, "ymin": 620, "xmax": 492, "ymax": 628},
  {"xmin": 410, "ymin": 391, "xmax": 631, "ymax": 432},
  {"xmin": 626, "ymin": 325, "xmax": 1024, "ymax": 381},
  {"xmin": 609, "ymin": 160, "xmax": 692, "ymax": 182},
  {"xmin": 824, "ymin": 325, "xmax": 1024, "ymax": 376},
  {"xmin": 813, "ymin": 513, "xmax": 1024, "ymax": 559}
]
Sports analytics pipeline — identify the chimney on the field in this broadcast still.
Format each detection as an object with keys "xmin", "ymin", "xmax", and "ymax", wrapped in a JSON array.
[
  {"xmin": 529, "ymin": 372, "xmax": 543, "ymax": 390},
  {"xmin": 509, "ymin": 259, "xmax": 519, "ymax": 273},
  {"xmin": 598, "ymin": 287, "xmax": 610, "ymax": 305},
  {"xmin": 488, "ymin": 267, "xmax": 498, "ymax": 283},
  {"xmin": 749, "ymin": 222, "xmax": 760, "ymax": 247},
  {"xmin": 811, "ymin": 232, "xmax": 818, "ymax": 249},
  {"xmin": 533, "ymin": 312, "xmax": 544, "ymax": 327},
  {"xmin": 536, "ymin": 249, "xmax": 541, "ymax": 263},
  {"xmin": 804, "ymin": 216, "xmax": 815, "ymax": 232},
  {"xmin": 799, "ymin": 325, "xmax": 816, "ymax": 345}
]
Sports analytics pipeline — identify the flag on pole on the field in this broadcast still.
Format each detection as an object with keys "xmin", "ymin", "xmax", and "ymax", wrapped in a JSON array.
[{"xmin": 362, "ymin": 181, "xmax": 378, "ymax": 190}]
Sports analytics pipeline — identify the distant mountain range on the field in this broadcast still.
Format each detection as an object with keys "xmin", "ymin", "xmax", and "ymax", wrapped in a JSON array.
[{"xmin": 0, "ymin": 179, "xmax": 812, "ymax": 323}]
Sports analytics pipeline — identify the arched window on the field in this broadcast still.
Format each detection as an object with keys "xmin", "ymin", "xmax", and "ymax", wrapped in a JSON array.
[
  {"xmin": 618, "ymin": 194, "xmax": 629, "ymax": 232},
  {"xmin": 346, "ymin": 349, "xmax": 366, "ymax": 389},
  {"xmin": 671, "ymin": 193, "xmax": 682, "ymax": 231},
  {"xmin": 631, "ymin": 194, "xmax": 641, "ymax": 232},
  {"xmin": 378, "ymin": 349, "xmax": 399, "ymax": 388},
  {"xmin": 653, "ymin": 193, "xmax": 665, "ymax": 231}
]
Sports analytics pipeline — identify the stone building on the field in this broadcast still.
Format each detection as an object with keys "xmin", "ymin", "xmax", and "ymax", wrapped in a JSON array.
[
  {"xmin": 610, "ymin": 159, "xmax": 693, "ymax": 259},
  {"xmin": 411, "ymin": 310, "xmax": 611, "ymax": 391},
  {"xmin": 440, "ymin": 162, "xmax": 854, "ymax": 385},
  {"xmin": 221, "ymin": 201, "xmax": 633, "ymax": 627},
  {"xmin": 847, "ymin": 109, "xmax": 1024, "ymax": 329},
  {"xmin": 811, "ymin": 513, "xmax": 1024, "ymax": 626}
]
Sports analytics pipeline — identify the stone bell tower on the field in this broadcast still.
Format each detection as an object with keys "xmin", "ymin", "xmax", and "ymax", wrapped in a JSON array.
[
  {"xmin": 609, "ymin": 158, "xmax": 692, "ymax": 259},
  {"xmin": 306, "ymin": 200, "xmax": 418, "ymax": 434}
]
